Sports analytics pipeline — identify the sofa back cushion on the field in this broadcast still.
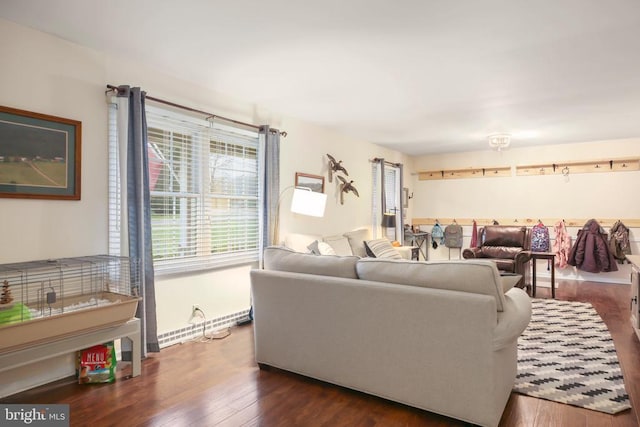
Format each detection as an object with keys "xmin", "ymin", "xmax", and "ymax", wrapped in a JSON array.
[
  {"xmin": 356, "ymin": 258, "xmax": 507, "ymax": 311},
  {"xmin": 263, "ymin": 246, "xmax": 359, "ymax": 279},
  {"xmin": 483, "ymin": 226, "xmax": 527, "ymax": 247}
]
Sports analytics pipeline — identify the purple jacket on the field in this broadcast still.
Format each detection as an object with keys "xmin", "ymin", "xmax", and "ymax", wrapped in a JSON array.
[{"xmin": 568, "ymin": 219, "xmax": 618, "ymax": 273}]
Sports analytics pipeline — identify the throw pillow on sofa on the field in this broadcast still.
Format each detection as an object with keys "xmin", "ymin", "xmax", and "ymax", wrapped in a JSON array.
[
  {"xmin": 307, "ymin": 240, "xmax": 337, "ymax": 256},
  {"xmin": 317, "ymin": 241, "xmax": 336, "ymax": 255},
  {"xmin": 285, "ymin": 233, "xmax": 323, "ymax": 253},
  {"xmin": 343, "ymin": 228, "xmax": 371, "ymax": 258},
  {"xmin": 365, "ymin": 239, "xmax": 402, "ymax": 259},
  {"xmin": 323, "ymin": 235, "xmax": 354, "ymax": 256},
  {"xmin": 307, "ymin": 240, "xmax": 321, "ymax": 255}
]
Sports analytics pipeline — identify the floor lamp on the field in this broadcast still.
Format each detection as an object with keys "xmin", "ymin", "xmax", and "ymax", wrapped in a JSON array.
[
  {"xmin": 273, "ymin": 186, "xmax": 327, "ymax": 245},
  {"xmin": 382, "ymin": 212, "xmax": 397, "ymax": 242}
]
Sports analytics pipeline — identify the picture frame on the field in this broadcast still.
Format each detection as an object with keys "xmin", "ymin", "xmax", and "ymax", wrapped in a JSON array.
[
  {"xmin": 0, "ymin": 106, "xmax": 81, "ymax": 200},
  {"xmin": 295, "ymin": 172, "xmax": 325, "ymax": 193},
  {"xmin": 403, "ymin": 187, "xmax": 410, "ymax": 208}
]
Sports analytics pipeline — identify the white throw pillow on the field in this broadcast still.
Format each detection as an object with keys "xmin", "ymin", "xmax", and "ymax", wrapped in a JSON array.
[
  {"xmin": 365, "ymin": 239, "xmax": 402, "ymax": 259},
  {"xmin": 322, "ymin": 235, "xmax": 354, "ymax": 256},
  {"xmin": 317, "ymin": 241, "xmax": 337, "ymax": 256},
  {"xmin": 343, "ymin": 228, "xmax": 371, "ymax": 258}
]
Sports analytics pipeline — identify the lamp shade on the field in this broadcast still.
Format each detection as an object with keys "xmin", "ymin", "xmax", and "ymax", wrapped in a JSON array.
[
  {"xmin": 290, "ymin": 187, "xmax": 327, "ymax": 217},
  {"xmin": 382, "ymin": 213, "xmax": 396, "ymax": 228}
]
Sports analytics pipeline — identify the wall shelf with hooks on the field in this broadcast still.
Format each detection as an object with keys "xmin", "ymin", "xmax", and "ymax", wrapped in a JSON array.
[
  {"xmin": 418, "ymin": 166, "xmax": 511, "ymax": 181},
  {"xmin": 411, "ymin": 218, "xmax": 640, "ymax": 228},
  {"xmin": 516, "ymin": 157, "xmax": 639, "ymax": 176}
]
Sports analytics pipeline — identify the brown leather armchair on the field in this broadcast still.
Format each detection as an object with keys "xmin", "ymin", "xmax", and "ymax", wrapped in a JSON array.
[{"xmin": 462, "ymin": 225, "xmax": 532, "ymax": 289}]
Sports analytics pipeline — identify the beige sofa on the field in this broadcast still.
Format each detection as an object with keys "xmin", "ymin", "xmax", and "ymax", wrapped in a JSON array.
[{"xmin": 250, "ymin": 247, "xmax": 532, "ymax": 427}]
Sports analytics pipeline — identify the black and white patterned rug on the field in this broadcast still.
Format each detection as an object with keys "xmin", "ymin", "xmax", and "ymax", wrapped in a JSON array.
[{"xmin": 513, "ymin": 298, "xmax": 631, "ymax": 414}]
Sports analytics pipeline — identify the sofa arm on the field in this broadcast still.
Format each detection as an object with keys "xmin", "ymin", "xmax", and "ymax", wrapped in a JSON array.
[
  {"xmin": 462, "ymin": 247, "xmax": 483, "ymax": 259},
  {"xmin": 395, "ymin": 246, "xmax": 412, "ymax": 260},
  {"xmin": 492, "ymin": 287, "xmax": 532, "ymax": 350}
]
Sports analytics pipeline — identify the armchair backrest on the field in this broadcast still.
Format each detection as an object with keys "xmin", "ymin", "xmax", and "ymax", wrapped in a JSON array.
[{"xmin": 478, "ymin": 226, "xmax": 530, "ymax": 259}]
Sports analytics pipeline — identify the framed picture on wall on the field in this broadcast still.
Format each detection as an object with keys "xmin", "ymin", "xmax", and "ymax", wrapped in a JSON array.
[
  {"xmin": 0, "ymin": 105, "xmax": 81, "ymax": 200},
  {"xmin": 403, "ymin": 187, "xmax": 410, "ymax": 208},
  {"xmin": 295, "ymin": 172, "xmax": 325, "ymax": 193}
]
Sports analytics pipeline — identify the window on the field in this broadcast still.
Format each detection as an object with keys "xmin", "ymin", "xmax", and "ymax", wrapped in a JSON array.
[
  {"xmin": 371, "ymin": 162, "xmax": 401, "ymax": 240},
  {"xmin": 109, "ymin": 103, "xmax": 261, "ymax": 274}
]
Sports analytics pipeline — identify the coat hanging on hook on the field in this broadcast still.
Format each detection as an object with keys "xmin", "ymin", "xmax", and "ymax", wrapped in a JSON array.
[
  {"xmin": 568, "ymin": 219, "xmax": 618, "ymax": 273},
  {"xmin": 553, "ymin": 220, "xmax": 571, "ymax": 269},
  {"xmin": 470, "ymin": 220, "xmax": 478, "ymax": 247},
  {"xmin": 609, "ymin": 220, "xmax": 631, "ymax": 264}
]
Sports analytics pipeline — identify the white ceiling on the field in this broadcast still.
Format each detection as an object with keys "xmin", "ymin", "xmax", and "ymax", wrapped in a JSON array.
[{"xmin": 2, "ymin": 0, "xmax": 640, "ymax": 155}]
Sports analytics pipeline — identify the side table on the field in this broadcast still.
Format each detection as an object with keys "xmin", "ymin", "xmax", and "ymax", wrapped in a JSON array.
[
  {"xmin": 412, "ymin": 232, "xmax": 429, "ymax": 260},
  {"xmin": 531, "ymin": 252, "xmax": 556, "ymax": 298}
]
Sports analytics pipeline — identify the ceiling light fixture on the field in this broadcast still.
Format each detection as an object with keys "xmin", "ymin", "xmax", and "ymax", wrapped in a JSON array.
[{"xmin": 487, "ymin": 133, "xmax": 511, "ymax": 151}]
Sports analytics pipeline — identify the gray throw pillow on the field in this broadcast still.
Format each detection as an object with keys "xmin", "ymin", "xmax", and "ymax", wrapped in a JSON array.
[{"xmin": 307, "ymin": 240, "xmax": 321, "ymax": 255}]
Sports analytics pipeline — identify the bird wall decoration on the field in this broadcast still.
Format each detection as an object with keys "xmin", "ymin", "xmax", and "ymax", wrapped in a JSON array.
[
  {"xmin": 326, "ymin": 154, "xmax": 349, "ymax": 183},
  {"xmin": 337, "ymin": 175, "xmax": 359, "ymax": 205}
]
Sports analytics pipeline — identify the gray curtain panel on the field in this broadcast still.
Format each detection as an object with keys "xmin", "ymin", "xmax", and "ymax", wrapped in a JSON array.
[
  {"xmin": 117, "ymin": 85, "xmax": 160, "ymax": 356},
  {"xmin": 260, "ymin": 126, "xmax": 280, "ymax": 248},
  {"xmin": 398, "ymin": 163, "xmax": 404, "ymax": 244},
  {"xmin": 379, "ymin": 158, "xmax": 387, "ymax": 219}
]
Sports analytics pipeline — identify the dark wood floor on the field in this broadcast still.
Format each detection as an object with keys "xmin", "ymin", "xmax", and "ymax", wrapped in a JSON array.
[{"xmin": 3, "ymin": 280, "xmax": 640, "ymax": 426}]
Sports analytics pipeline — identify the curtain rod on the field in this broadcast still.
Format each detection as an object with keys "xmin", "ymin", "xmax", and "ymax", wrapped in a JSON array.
[
  {"xmin": 105, "ymin": 84, "xmax": 287, "ymax": 137},
  {"xmin": 371, "ymin": 158, "xmax": 401, "ymax": 167}
]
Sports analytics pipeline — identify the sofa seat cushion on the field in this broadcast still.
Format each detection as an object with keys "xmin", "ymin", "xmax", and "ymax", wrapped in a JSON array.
[
  {"xmin": 264, "ymin": 246, "xmax": 359, "ymax": 279},
  {"xmin": 356, "ymin": 258, "xmax": 507, "ymax": 311},
  {"xmin": 480, "ymin": 246, "xmax": 524, "ymax": 259}
]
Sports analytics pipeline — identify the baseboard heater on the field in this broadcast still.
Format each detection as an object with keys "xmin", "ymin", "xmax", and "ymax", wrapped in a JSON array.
[{"xmin": 157, "ymin": 309, "xmax": 251, "ymax": 349}]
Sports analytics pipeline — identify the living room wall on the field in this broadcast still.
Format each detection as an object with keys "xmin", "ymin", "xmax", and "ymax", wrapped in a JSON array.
[
  {"xmin": 411, "ymin": 139, "xmax": 640, "ymax": 283},
  {"xmin": 0, "ymin": 18, "xmax": 410, "ymax": 396}
]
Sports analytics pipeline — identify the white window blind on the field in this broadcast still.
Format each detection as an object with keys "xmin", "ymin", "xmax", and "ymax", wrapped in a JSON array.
[
  {"xmin": 109, "ymin": 102, "xmax": 261, "ymax": 275},
  {"xmin": 371, "ymin": 162, "xmax": 401, "ymax": 239},
  {"xmin": 384, "ymin": 167, "xmax": 400, "ymax": 214},
  {"xmin": 107, "ymin": 101, "xmax": 121, "ymax": 257}
]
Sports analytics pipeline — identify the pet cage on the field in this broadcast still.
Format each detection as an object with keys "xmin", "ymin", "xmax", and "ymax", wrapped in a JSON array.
[{"xmin": 0, "ymin": 255, "xmax": 141, "ymax": 353}]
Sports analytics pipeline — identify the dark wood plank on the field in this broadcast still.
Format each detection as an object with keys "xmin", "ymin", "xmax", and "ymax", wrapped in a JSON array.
[{"xmin": 2, "ymin": 279, "xmax": 640, "ymax": 426}]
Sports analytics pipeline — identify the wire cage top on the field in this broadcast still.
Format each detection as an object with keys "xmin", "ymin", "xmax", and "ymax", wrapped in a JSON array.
[{"xmin": 0, "ymin": 255, "xmax": 140, "ymax": 328}]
